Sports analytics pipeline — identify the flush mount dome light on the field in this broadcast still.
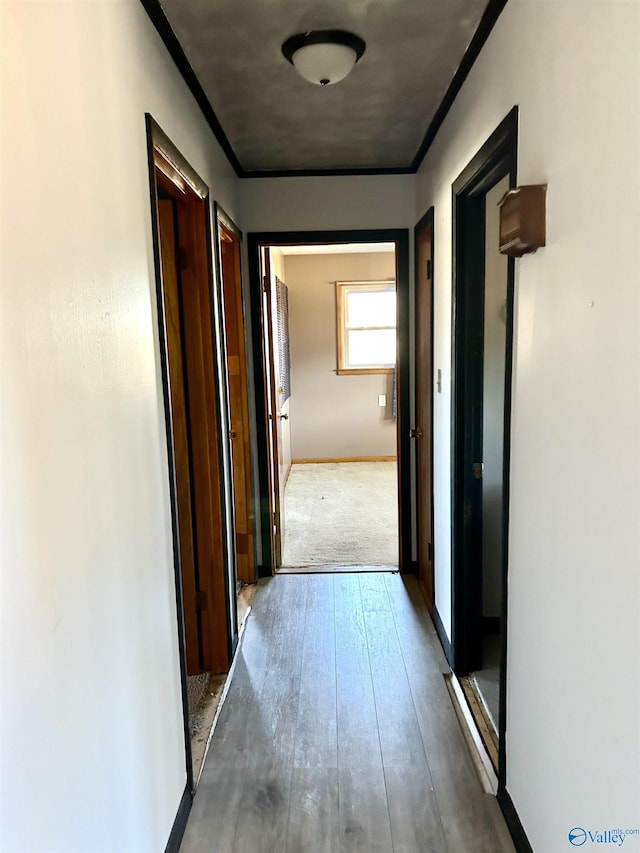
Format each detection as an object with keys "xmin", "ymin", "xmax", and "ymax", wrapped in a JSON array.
[{"xmin": 282, "ymin": 30, "xmax": 366, "ymax": 86}]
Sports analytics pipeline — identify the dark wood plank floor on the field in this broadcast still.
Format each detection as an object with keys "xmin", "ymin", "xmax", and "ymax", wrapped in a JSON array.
[{"xmin": 180, "ymin": 573, "xmax": 514, "ymax": 853}]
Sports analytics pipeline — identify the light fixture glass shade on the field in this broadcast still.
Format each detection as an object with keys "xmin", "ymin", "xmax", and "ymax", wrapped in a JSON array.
[
  {"xmin": 291, "ymin": 42, "xmax": 358, "ymax": 86},
  {"xmin": 282, "ymin": 31, "xmax": 366, "ymax": 86}
]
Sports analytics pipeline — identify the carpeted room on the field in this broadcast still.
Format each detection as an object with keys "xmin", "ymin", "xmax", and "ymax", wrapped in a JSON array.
[{"xmin": 281, "ymin": 461, "xmax": 398, "ymax": 570}]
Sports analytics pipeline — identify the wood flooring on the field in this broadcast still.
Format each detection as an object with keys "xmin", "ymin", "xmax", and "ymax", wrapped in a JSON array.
[{"xmin": 180, "ymin": 573, "xmax": 514, "ymax": 853}]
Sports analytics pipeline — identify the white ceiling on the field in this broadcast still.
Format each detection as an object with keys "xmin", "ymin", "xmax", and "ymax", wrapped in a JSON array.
[{"xmin": 156, "ymin": 0, "xmax": 492, "ymax": 173}]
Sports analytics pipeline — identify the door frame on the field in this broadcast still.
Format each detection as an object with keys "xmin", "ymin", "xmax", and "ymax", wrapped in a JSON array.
[
  {"xmin": 261, "ymin": 250, "xmax": 287, "ymax": 567},
  {"xmin": 214, "ymin": 203, "xmax": 256, "ymax": 585},
  {"xmin": 145, "ymin": 115, "xmax": 237, "ymax": 795},
  {"xmin": 413, "ymin": 207, "xmax": 436, "ymax": 609},
  {"xmin": 247, "ymin": 229, "xmax": 412, "ymax": 576},
  {"xmin": 450, "ymin": 107, "xmax": 518, "ymax": 789}
]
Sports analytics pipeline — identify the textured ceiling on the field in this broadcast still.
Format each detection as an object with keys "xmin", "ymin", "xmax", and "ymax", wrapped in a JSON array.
[{"xmin": 159, "ymin": 0, "xmax": 490, "ymax": 173}]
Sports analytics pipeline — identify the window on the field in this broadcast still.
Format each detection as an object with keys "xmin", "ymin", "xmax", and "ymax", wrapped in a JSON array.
[
  {"xmin": 336, "ymin": 281, "xmax": 396, "ymax": 374},
  {"xmin": 275, "ymin": 276, "xmax": 291, "ymax": 407}
]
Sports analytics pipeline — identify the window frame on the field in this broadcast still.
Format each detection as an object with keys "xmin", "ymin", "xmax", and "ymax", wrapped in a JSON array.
[{"xmin": 335, "ymin": 280, "xmax": 397, "ymax": 375}]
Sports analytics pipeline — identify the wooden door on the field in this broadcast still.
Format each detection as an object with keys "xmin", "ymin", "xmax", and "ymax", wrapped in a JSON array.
[
  {"xmin": 153, "ymin": 154, "xmax": 232, "ymax": 675},
  {"xmin": 415, "ymin": 210, "xmax": 435, "ymax": 609},
  {"xmin": 218, "ymin": 220, "xmax": 255, "ymax": 584},
  {"xmin": 176, "ymin": 197, "xmax": 231, "ymax": 673},
  {"xmin": 268, "ymin": 262, "xmax": 289, "ymax": 564},
  {"xmin": 158, "ymin": 198, "xmax": 200, "ymax": 675},
  {"xmin": 259, "ymin": 249, "xmax": 286, "ymax": 568}
]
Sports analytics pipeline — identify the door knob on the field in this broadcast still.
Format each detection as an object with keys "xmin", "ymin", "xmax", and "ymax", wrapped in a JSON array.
[
  {"xmin": 278, "ymin": 413, "xmax": 289, "ymax": 420},
  {"xmin": 410, "ymin": 428, "xmax": 423, "ymax": 439}
]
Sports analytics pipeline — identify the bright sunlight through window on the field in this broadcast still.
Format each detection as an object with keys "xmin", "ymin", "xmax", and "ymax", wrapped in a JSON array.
[{"xmin": 336, "ymin": 281, "xmax": 396, "ymax": 374}]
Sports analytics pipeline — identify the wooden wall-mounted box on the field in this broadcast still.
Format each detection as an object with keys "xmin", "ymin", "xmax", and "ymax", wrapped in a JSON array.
[{"xmin": 498, "ymin": 184, "xmax": 547, "ymax": 257}]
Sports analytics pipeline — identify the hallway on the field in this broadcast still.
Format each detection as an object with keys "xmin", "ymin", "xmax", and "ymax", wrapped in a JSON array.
[{"xmin": 180, "ymin": 573, "xmax": 514, "ymax": 852}]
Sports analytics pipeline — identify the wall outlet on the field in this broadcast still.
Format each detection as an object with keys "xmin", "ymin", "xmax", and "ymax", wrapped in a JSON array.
[{"xmin": 378, "ymin": 394, "xmax": 386, "ymax": 407}]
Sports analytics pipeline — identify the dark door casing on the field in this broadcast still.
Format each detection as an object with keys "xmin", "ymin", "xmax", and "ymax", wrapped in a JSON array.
[
  {"xmin": 450, "ymin": 107, "xmax": 518, "ymax": 792},
  {"xmin": 414, "ymin": 209, "xmax": 435, "ymax": 610}
]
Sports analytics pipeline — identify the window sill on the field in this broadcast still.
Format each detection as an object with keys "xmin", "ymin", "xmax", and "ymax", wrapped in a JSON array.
[{"xmin": 337, "ymin": 367, "xmax": 395, "ymax": 376}]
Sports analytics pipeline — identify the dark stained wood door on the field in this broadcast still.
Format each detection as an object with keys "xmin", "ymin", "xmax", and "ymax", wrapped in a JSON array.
[
  {"xmin": 415, "ymin": 210, "xmax": 435, "ymax": 609},
  {"xmin": 158, "ymin": 198, "xmax": 200, "ymax": 675},
  {"xmin": 175, "ymin": 196, "xmax": 231, "ymax": 673},
  {"xmin": 218, "ymin": 221, "xmax": 255, "ymax": 584},
  {"xmin": 155, "ymin": 156, "xmax": 232, "ymax": 675}
]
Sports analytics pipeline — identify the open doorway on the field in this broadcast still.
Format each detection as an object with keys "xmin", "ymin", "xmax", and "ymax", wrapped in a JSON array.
[
  {"xmin": 248, "ymin": 230, "xmax": 411, "ymax": 577},
  {"xmin": 273, "ymin": 243, "xmax": 398, "ymax": 572},
  {"xmin": 146, "ymin": 117, "xmax": 238, "ymax": 789},
  {"xmin": 450, "ymin": 108, "xmax": 517, "ymax": 782}
]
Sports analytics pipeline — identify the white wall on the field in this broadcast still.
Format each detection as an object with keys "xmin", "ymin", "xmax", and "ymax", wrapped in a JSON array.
[
  {"xmin": 284, "ymin": 252, "xmax": 397, "ymax": 459},
  {"xmin": 416, "ymin": 1, "xmax": 640, "ymax": 849},
  {"xmin": 239, "ymin": 174, "xmax": 416, "ymax": 233},
  {"xmin": 0, "ymin": 2, "xmax": 238, "ymax": 851}
]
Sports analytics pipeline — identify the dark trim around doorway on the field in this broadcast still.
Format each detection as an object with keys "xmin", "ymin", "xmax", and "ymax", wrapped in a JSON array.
[
  {"xmin": 214, "ymin": 203, "xmax": 257, "ymax": 590},
  {"xmin": 247, "ymin": 229, "xmax": 411, "ymax": 577},
  {"xmin": 413, "ymin": 206, "xmax": 436, "ymax": 610},
  {"xmin": 450, "ymin": 107, "xmax": 518, "ymax": 796},
  {"xmin": 432, "ymin": 604, "xmax": 452, "ymax": 665},
  {"xmin": 145, "ymin": 114, "xmax": 198, "ymax": 801},
  {"xmin": 164, "ymin": 784, "xmax": 192, "ymax": 853},
  {"xmin": 145, "ymin": 118, "xmax": 238, "ymax": 844},
  {"xmin": 200, "ymin": 197, "xmax": 238, "ymax": 667},
  {"xmin": 497, "ymin": 788, "xmax": 533, "ymax": 852}
]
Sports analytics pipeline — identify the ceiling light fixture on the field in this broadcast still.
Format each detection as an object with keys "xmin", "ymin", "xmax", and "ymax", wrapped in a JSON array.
[{"xmin": 282, "ymin": 30, "xmax": 366, "ymax": 86}]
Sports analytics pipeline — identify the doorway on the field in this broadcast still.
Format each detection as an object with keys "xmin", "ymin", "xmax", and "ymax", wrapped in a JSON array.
[
  {"xmin": 145, "ymin": 117, "xmax": 238, "ymax": 790},
  {"xmin": 272, "ymin": 243, "xmax": 398, "ymax": 572},
  {"xmin": 450, "ymin": 108, "xmax": 517, "ymax": 783},
  {"xmin": 414, "ymin": 208, "xmax": 435, "ymax": 610},
  {"xmin": 248, "ymin": 230, "xmax": 411, "ymax": 576},
  {"xmin": 214, "ymin": 207, "xmax": 256, "ymax": 586}
]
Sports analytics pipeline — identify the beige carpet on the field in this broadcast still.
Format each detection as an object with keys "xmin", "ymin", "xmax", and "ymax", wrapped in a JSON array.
[{"xmin": 281, "ymin": 461, "xmax": 398, "ymax": 569}]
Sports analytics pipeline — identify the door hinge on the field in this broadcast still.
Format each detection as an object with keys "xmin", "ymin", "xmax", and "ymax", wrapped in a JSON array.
[
  {"xmin": 195, "ymin": 590, "xmax": 208, "ymax": 611},
  {"xmin": 428, "ymin": 542, "xmax": 433, "ymax": 561},
  {"xmin": 262, "ymin": 275, "xmax": 269, "ymax": 295},
  {"xmin": 273, "ymin": 511, "xmax": 277, "ymax": 532},
  {"xmin": 178, "ymin": 246, "xmax": 189, "ymax": 272},
  {"xmin": 426, "ymin": 259, "xmax": 432, "ymax": 280},
  {"xmin": 472, "ymin": 462, "xmax": 484, "ymax": 480}
]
